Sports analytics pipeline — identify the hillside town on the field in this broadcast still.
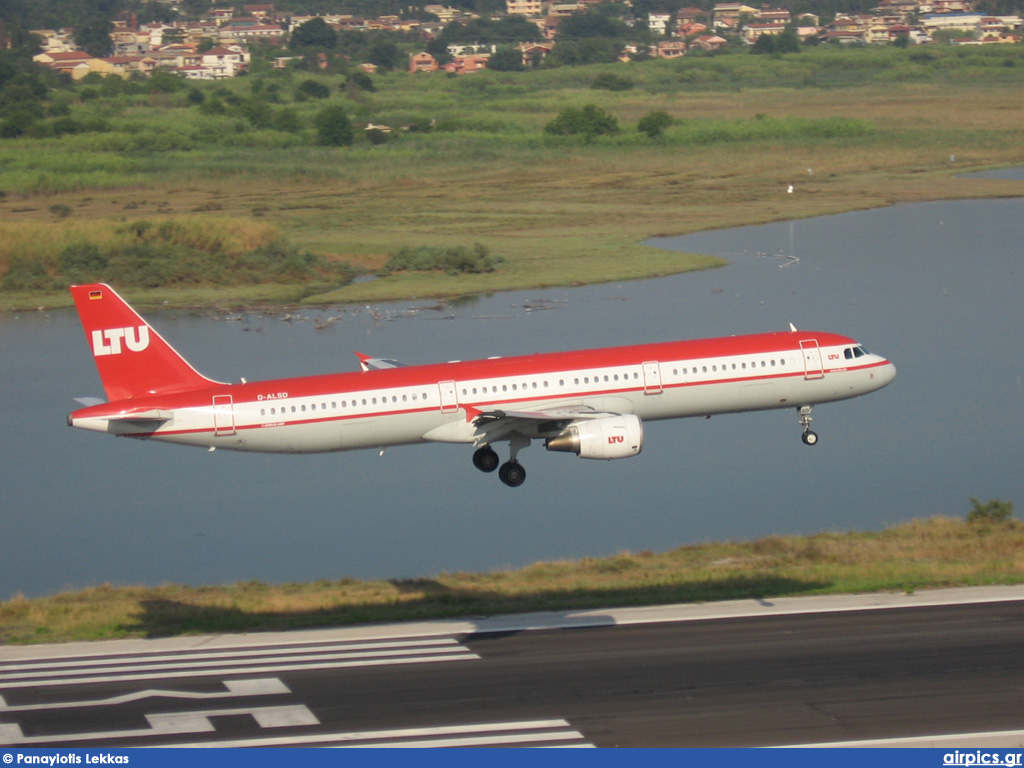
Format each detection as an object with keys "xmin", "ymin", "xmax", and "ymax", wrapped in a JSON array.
[{"xmin": 25, "ymin": 0, "xmax": 1024, "ymax": 81}]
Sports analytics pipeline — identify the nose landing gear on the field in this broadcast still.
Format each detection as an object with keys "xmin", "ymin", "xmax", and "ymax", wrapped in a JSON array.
[{"xmin": 798, "ymin": 405, "xmax": 819, "ymax": 445}]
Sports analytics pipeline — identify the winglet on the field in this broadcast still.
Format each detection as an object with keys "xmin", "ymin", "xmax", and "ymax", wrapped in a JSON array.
[{"xmin": 355, "ymin": 352, "xmax": 409, "ymax": 372}]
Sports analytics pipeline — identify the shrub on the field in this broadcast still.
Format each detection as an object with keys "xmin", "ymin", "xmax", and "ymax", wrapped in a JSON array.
[
  {"xmin": 1, "ymin": 255, "xmax": 52, "ymax": 290},
  {"xmin": 966, "ymin": 498, "xmax": 1014, "ymax": 525},
  {"xmin": 315, "ymin": 105, "xmax": 354, "ymax": 146},
  {"xmin": 345, "ymin": 71, "xmax": 376, "ymax": 92},
  {"xmin": 58, "ymin": 243, "xmax": 109, "ymax": 283},
  {"xmin": 380, "ymin": 243, "xmax": 504, "ymax": 276},
  {"xmin": 544, "ymin": 104, "xmax": 619, "ymax": 141},
  {"xmin": 638, "ymin": 110, "xmax": 672, "ymax": 139},
  {"xmin": 297, "ymin": 79, "xmax": 331, "ymax": 99},
  {"xmin": 591, "ymin": 73, "xmax": 633, "ymax": 91}
]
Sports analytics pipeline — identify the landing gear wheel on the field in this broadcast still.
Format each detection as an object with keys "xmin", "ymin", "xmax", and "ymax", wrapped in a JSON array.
[
  {"xmin": 797, "ymin": 405, "xmax": 817, "ymax": 446},
  {"xmin": 498, "ymin": 461, "xmax": 526, "ymax": 488},
  {"xmin": 472, "ymin": 446, "xmax": 500, "ymax": 473}
]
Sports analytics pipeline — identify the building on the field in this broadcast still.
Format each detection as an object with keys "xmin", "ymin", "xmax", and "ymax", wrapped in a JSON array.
[
  {"xmin": 507, "ymin": 0, "xmax": 542, "ymax": 16},
  {"xmin": 409, "ymin": 51, "xmax": 438, "ymax": 73}
]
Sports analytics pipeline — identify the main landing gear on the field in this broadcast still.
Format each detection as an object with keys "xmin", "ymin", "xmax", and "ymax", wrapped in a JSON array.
[
  {"xmin": 473, "ymin": 437, "xmax": 528, "ymax": 488},
  {"xmin": 798, "ymin": 405, "xmax": 819, "ymax": 446}
]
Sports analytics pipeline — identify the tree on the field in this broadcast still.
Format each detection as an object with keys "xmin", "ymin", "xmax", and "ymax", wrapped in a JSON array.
[
  {"xmin": 637, "ymin": 110, "xmax": 672, "ymax": 139},
  {"xmin": 297, "ymin": 78, "xmax": 330, "ymax": 99},
  {"xmin": 75, "ymin": 16, "xmax": 113, "ymax": 58},
  {"xmin": 545, "ymin": 104, "xmax": 619, "ymax": 141},
  {"xmin": 291, "ymin": 17, "xmax": 337, "ymax": 51},
  {"xmin": 239, "ymin": 96, "xmax": 272, "ymax": 128},
  {"xmin": 487, "ymin": 46, "xmax": 525, "ymax": 72},
  {"xmin": 366, "ymin": 38, "xmax": 402, "ymax": 71},
  {"xmin": 556, "ymin": 10, "xmax": 630, "ymax": 41},
  {"xmin": 776, "ymin": 28, "xmax": 802, "ymax": 53},
  {"xmin": 966, "ymin": 497, "xmax": 1015, "ymax": 525},
  {"xmin": 549, "ymin": 38, "xmax": 621, "ymax": 66},
  {"xmin": 272, "ymin": 107, "xmax": 302, "ymax": 133},
  {"xmin": 315, "ymin": 104, "xmax": 353, "ymax": 146},
  {"xmin": 750, "ymin": 34, "xmax": 776, "ymax": 54}
]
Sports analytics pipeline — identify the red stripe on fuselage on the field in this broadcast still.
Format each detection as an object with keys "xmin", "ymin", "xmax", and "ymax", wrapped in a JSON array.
[{"xmin": 71, "ymin": 331, "xmax": 881, "ymax": 441}]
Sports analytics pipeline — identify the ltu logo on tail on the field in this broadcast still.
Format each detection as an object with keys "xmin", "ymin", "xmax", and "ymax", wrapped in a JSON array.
[{"xmin": 91, "ymin": 326, "xmax": 150, "ymax": 356}]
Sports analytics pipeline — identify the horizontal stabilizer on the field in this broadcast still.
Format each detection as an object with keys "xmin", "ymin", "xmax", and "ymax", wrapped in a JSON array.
[{"xmin": 105, "ymin": 409, "xmax": 173, "ymax": 423}]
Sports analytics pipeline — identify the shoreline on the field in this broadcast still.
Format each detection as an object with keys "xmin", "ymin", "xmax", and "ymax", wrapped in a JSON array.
[
  {"xmin": 3, "ymin": 517, "xmax": 1022, "ymax": 646},
  {"xmin": 0, "ymin": 190, "xmax": 997, "ymax": 313}
]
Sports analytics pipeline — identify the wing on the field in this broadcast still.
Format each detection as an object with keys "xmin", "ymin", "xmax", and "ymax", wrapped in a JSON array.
[
  {"xmin": 355, "ymin": 352, "xmax": 409, "ymax": 372},
  {"xmin": 464, "ymin": 404, "xmax": 621, "ymax": 445}
]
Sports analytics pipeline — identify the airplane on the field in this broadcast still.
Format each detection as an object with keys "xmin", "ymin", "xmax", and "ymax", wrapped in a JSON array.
[{"xmin": 67, "ymin": 283, "xmax": 896, "ymax": 488}]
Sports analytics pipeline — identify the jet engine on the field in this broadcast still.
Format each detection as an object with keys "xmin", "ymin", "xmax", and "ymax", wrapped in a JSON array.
[{"xmin": 545, "ymin": 414, "xmax": 644, "ymax": 460}]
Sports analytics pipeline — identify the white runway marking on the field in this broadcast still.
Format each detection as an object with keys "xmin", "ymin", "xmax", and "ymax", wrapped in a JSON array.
[
  {"xmin": 0, "ymin": 704, "xmax": 319, "ymax": 745},
  {"xmin": 167, "ymin": 719, "xmax": 594, "ymax": 748},
  {"xmin": 0, "ymin": 638, "xmax": 479, "ymax": 689},
  {"xmin": 0, "ymin": 677, "xmax": 289, "ymax": 712},
  {"xmin": 779, "ymin": 728, "xmax": 1024, "ymax": 748}
]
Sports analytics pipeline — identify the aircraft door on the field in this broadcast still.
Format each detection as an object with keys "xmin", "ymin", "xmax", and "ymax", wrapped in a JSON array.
[
  {"xmin": 800, "ymin": 339, "xmax": 825, "ymax": 380},
  {"xmin": 212, "ymin": 394, "xmax": 236, "ymax": 436},
  {"xmin": 438, "ymin": 380, "xmax": 459, "ymax": 414},
  {"xmin": 642, "ymin": 361, "xmax": 663, "ymax": 394}
]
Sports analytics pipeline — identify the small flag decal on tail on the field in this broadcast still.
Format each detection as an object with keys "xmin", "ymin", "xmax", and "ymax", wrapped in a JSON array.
[{"xmin": 89, "ymin": 290, "xmax": 102, "ymax": 300}]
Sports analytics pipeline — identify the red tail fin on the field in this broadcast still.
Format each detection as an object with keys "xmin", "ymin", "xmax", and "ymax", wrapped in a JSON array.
[{"xmin": 70, "ymin": 284, "xmax": 224, "ymax": 401}]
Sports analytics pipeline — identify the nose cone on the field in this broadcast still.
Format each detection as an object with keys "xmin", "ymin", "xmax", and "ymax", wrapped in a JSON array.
[{"xmin": 875, "ymin": 360, "xmax": 897, "ymax": 389}]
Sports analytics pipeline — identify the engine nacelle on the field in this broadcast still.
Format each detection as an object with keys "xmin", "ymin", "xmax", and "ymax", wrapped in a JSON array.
[{"xmin": 545, "ymin": 414, "xmax": 644, "ymax": 460}]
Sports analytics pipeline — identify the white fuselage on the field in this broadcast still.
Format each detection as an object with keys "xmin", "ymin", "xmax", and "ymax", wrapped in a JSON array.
[{"xmin": 69, "ymin": 332, "xmax": 897, "ymax": 455}]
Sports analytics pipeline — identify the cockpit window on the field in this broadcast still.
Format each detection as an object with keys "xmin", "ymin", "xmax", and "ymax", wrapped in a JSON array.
[{"xmin": 844, "ymin": 346, "xmax": 869, "ymax": 360}]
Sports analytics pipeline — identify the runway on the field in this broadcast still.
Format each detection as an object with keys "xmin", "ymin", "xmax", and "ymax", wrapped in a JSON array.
[{"xmin": 2, "ymin": 587, "xmax": 1023, "ymax": 747}]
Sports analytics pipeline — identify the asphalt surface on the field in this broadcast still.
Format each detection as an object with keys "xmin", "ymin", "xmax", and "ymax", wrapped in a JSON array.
[{"xmin": 2, "ymin": 589, "xmax": 1024, "ymax": 747}]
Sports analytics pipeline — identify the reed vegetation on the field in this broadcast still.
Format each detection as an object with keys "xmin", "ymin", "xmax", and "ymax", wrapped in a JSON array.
[
  {"xmin": 2, "ymin": 47, "xmax": 1024, "ymax": 309},
  {"xmin": 1, "ymin": 517, "xmax": 1021, "ymax": 645}
]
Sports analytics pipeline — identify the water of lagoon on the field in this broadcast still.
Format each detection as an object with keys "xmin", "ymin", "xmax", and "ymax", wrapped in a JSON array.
[{"xmin": 1, "ymin": 197, "xmax": 1021, "ymax": 599}]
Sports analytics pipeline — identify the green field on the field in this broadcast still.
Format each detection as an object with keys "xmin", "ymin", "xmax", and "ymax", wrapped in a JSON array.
[{"xmin": 3, "ymin": 46, "xmax": 1024, "ymax": 310}]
